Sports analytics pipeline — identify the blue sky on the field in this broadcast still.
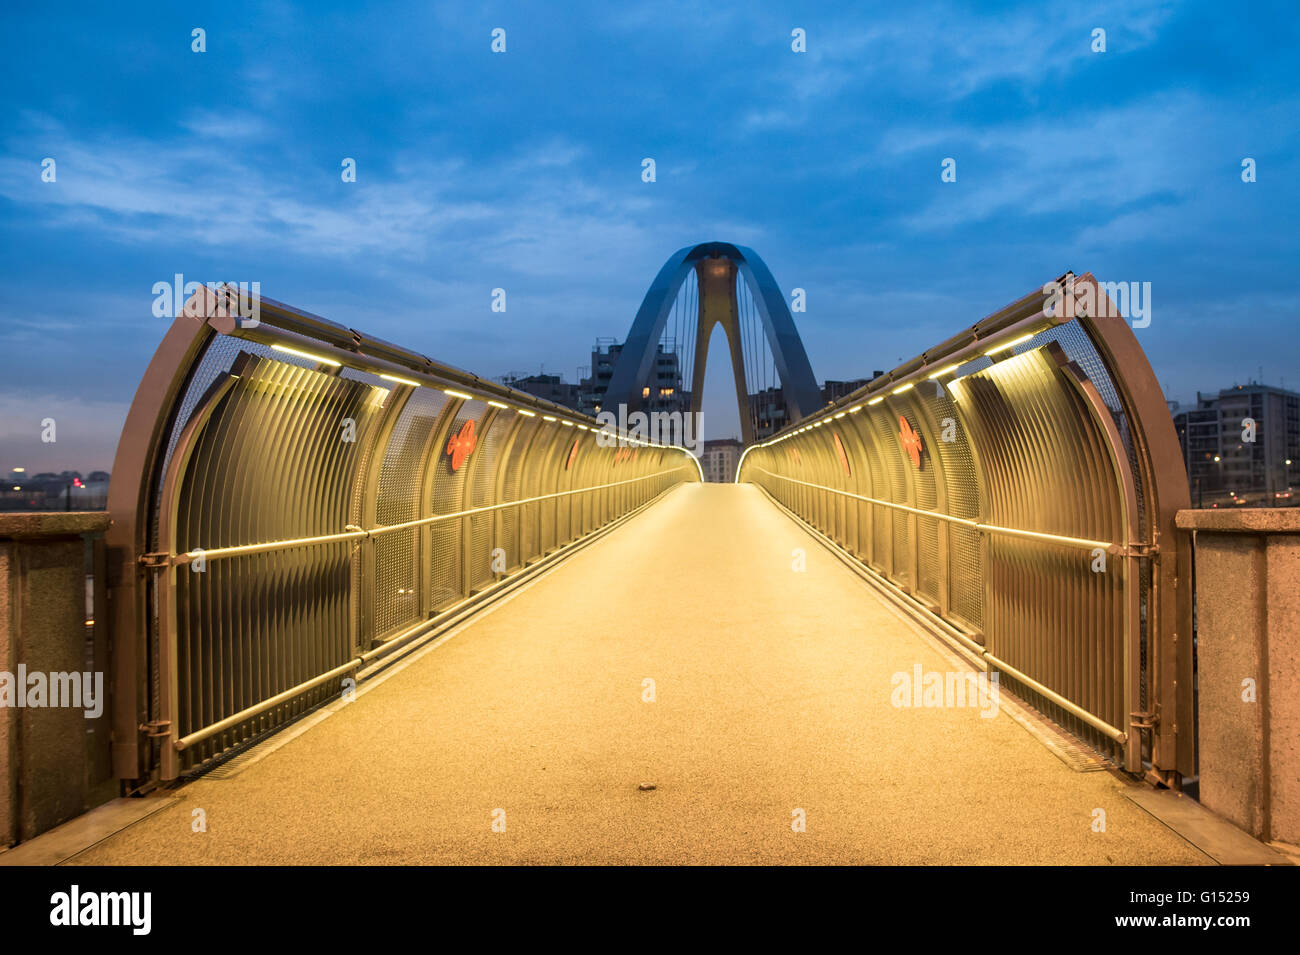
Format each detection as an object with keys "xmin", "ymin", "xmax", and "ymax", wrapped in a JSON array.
[{"xmin": 2, "ymin": 0, "xmax": 1298, "ymax": 471}]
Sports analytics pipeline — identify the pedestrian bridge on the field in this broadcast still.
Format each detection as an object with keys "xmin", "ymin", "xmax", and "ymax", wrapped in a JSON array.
[
  {"xmin": 34, "ymin": 265, "xmax": 1231, "ymax": 863},
  {"xmin": 101, "ymin": 268, "xmax": 1192, "ymax": 787}
]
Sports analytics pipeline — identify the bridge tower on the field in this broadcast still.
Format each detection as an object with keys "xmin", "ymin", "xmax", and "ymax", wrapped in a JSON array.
[{"xmin": 602, "ymin": 242, "xmax": 821, "ymax": 444}]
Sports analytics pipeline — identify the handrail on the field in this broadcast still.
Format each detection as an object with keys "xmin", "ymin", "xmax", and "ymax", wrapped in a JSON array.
[
  {"xmin": 748, "ymin": 466, "xmax": 1123, "ymax": 554},
  {"xmin": 150, "ymin": 463, "xmax": 698, "ymax": 566}
]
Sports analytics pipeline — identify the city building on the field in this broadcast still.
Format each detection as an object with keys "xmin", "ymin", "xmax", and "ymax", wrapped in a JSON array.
[
  {"xmin": 578, "ymin": 340, "xmax": 689, "ymax": 417},
  {"xmin": 821, "ymin": 378, "xmax": 872, "ymax": 404},
  {"xmin": 1174, "ymin": 383, "xmax": 1300, "ymax": 507},
  {"xmin": 1, "ymin": 468, "xmax": 111, "ymax": 511},
  {"xmin": 702, "ymin": 438, "xmax": 743, "ymax": 483},
  {"xmin": 498, "ymin": 373, "xmax": 581, "ymax": 411},
  {"xmin": 748, "ymin": 386, "xmax": 787, "ymax": 439}
]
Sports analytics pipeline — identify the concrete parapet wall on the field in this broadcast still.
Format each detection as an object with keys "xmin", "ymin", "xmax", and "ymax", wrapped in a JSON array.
[
  {"xmin": 0, "ymin": 511, "xmax": 112, "ymax": 846},
  {"xmin": 1177, "ymin": 507, "xmax": 1300, "ymax": 847}
]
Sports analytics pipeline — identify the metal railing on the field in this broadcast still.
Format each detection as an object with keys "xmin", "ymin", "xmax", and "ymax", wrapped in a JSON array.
[
  {"xmin": 737, "ymin": 273, "xmax": 1193, "ymax": 780},
  {"xmin": 107, "ymin": 287, "xmax": 700, "ymax": 782}
]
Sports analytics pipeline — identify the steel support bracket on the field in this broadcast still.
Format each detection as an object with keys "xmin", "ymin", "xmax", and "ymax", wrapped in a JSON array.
[
  {"xmin": 138, "ymin": 551, "xmax": 172, "ymax": 568},
  {"xmin": 139, "ymin": 720, "xmax": 172, "ymax": 738},
  {"xmin": 1123, "ymin": 542, "xmax": 1157, "ymax": 558},
  {"xmin": 1129, "ymin": 707, "xmax": 1158, "ymax": 731}
]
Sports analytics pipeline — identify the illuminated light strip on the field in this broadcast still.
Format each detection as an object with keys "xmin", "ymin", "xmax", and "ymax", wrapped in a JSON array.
[
  {"xmin": 488, "ymin": 400, "xmax": 508, "ymax": 409},
  {"xmin": 926, "ymin": 364, "xmax": 960, "ymax": 380},
  {"xmin": 748, "ymin": 466, "xmax": 1118, "ymax": 553},
  {"xmin": 867, "ymin": 396, "xmax": 885, "ymax": 406},
  {"xmin": 380, "ymin": 373, "xmax": 421, "ymax": 387},
  {"xmin": 984, "ymin": 333, "xmax": 1035, "ymax": 356},
  {"xmin": 834, "ymin": 412, "xmax": 847, "ymax": 419},
  {"xmin": 891, "ymin": 382, "xmax": 914, "ymax": 395},
  {"xmin": 577, "ymin": 424, "xmax": 589, "ymax": 431},
  {"xmin": 173, "ymin": 462, "xmax": 703, "ymax": 565},
  {"xmin": 849, "ymin": 405, "xmax": 863, "ymax": 413},
  {"xmin": 543, "ymin": 415, "xmax": 557, "ymax": 422},
  {"xmin": 444, "ymin": 389, "xmax": 473, "ymax": 400},
  {"xmin": 518, "ymin": 409, "xmax": 537, "ymax": 417},
  {"xmin": 271, "ymin": 343, "xmax": 341, "ymax": 367},
  {"xmin": 560, "ymin": 420, "xmax": 574, "ymax": 427}
]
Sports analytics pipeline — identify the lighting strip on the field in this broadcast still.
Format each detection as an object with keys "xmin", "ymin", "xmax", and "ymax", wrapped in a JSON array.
[
  {"xmin": 984, "ymin": 333, "xmax": 1034, "ymax": 356},
  {"xmin": 754, "ymin": 323, "xmax": 1047, "ymax": 445},
  {"xmin": 271, "ymin": 343, "xmax": 341, "ymax": 367},
  {"xmin": 259, "ymin": 329, "xmax": 681, "ymax": 464},
  {"xmin": 168, "ymin": 465, "xmax": 701, "ymax": 565}
]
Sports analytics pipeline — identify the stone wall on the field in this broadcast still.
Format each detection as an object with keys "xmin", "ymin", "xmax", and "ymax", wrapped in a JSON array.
[
  {"xmin": 1176, "ymin": 507, "xmax": 1300, "ymax": 847},
  {"xmin": 0, "ymin": 512, "xmax": 114, "ymax": 846}
]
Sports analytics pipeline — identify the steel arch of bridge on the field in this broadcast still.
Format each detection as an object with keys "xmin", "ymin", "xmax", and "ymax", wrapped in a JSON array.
[{"xmin": 602, "ymin": 242, "xmax": 822, "ymax": 443}]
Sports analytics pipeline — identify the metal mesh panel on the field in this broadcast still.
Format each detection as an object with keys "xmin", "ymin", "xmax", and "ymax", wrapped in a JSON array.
[
  {"xmin": 498, "ymin": 415, "xmax": 538, "ymax": 571},
  {"xmin": 373, "ymin": 388, "xmax": 449, "ymax": 638},
  {"xmin": 868, "ymin": 402, "xmax": 912, "ymax": 588},
  {"xmin": 536, "ymin": 431, "xmax": 564, "ymax": 552},
  {"xmin": 466, "ymin": 412, "xmax": 512, "ymax": 592},
  {"xmin": 919, "ymin": 383, "xmax": 983, "ymax": 630},
  {"xmin": 427, "ymin": 402, "xmax": 481, "ymax": 610}
]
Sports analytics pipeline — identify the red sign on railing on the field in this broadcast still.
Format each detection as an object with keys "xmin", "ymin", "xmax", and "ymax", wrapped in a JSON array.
[
  {"xmin": 899, "ymin": 416, "xmax": 923, "ymax": 468},
  {"xmin": 447, "ymin": 419, "xmax": 477, "ymax": 471}
]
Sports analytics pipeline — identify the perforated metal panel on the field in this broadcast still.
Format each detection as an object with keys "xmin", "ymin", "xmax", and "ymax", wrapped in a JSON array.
[
  {"xmin": 426, "ymin": 402, "xmax": 477, "ymax": 610},
  {"xmin": 918, "ymin": 383, "xmax": 984, "ymax": 630},
  {"xmin": 466, "ymin": 411, "xmax": 511, "ymax": 592},
  {"xmin": 373, "ymin": 388, "xmax": 449, "ymax": 638}
]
